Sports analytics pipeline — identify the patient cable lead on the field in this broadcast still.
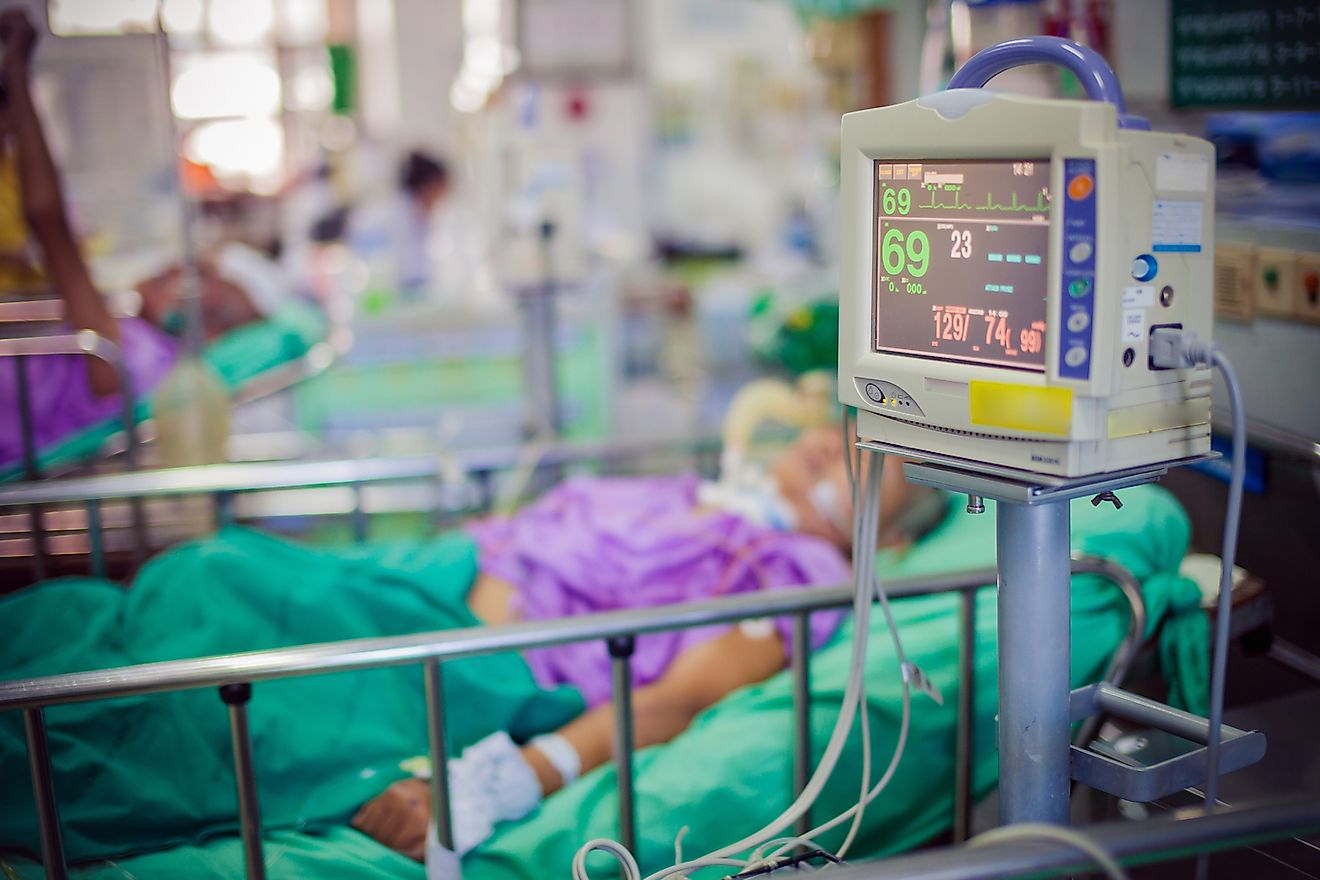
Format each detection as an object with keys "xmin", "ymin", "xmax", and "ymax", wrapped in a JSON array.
[{"xmin": 572, "ymin": 434, "xmax": 909, "ymax": 880}]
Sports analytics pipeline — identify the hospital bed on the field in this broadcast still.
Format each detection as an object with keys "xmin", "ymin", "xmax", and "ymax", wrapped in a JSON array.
[
  {"xmin": 0, "ymin": 436, "xmax": 1229, "ymax": 878},
  {"xmin": 0, "ymin": 530, "xmax": 1310, "ymax": 879},
  {"xmin": 0, "ymin": 551, "xmax": 1141, "ymax": 878},
  {"xmin": 0, "ymin": 291, "xmax": 347, "ymax": 581},
  {"xmin": 0, "ymin": 292, "xmax": 345, "ymax": 483},
  {"xmin": 0, "ymin": 435, "xmax": 722, "ymax": 585}
]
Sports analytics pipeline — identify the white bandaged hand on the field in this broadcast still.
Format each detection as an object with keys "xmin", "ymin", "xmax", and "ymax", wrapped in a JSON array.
[
  {"xmin": 453, "ymin": 730, "xmax": 543, "ymax": 852},
  {"xmin": 358, "ymin": 732, "xmax": 546, "ymax": 872}
]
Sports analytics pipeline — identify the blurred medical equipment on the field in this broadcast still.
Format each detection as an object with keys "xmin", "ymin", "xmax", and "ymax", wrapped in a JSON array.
[{"xmin": 717, "ymin": 373, "xmax": 834, "ymax": 475}]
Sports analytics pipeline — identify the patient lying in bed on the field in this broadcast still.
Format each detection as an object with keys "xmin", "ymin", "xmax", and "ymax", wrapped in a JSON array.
[
  {"xmin": 1, "ymin": 435, "xmax": 1200, "ymax": 877},
  {"xmin": 352, "ymin": 427, "xmax": 940, "ymax": 865}
]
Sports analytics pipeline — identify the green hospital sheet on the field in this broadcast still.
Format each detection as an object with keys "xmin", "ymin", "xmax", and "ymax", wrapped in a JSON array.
[
  {"xmin": 468, "ymin": 485, "xmax": 1206, "ymax": 878},
  {"xmin": 0, "ymin": 527, "xmax": 584, "ymax": 865},
  {"xmin": 0, "ymin": 484, "xmax": 1206, "ymax": 879},
  {"xmin": 1, "ymin": 300, "xmax": 326, "ymax": 481}
]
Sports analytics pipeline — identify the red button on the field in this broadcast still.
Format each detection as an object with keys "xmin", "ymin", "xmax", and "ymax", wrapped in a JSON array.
[{"xmin": 1067, "ymin": 174, "xmax": 1094, "ymax": 200}]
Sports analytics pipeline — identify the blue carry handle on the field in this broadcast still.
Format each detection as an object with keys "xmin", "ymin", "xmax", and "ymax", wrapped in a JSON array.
[{"xmin": 947, "ymin": 36, "xmax": 1148, "ymax": 130}]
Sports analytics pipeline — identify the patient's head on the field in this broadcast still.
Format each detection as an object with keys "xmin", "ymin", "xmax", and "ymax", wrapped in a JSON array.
[
  {"xmin": 136, "ymin": 244, "xmax": 285, "ymax": 340},
  {"xmin": 771, "ymin": 426, "xmax": 854, "ymax": 550},
  {"xmin": 771, "ymin": 426, "xmax": 933, "ymax": 552}
]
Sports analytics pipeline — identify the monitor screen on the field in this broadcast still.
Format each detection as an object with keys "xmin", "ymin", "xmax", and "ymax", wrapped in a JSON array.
[{"xmin": 872, "ymin": 159, "xmax": 1051, "ymax": 372}]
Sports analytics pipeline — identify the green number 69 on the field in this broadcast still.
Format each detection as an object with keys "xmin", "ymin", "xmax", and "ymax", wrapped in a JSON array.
[
  {"xmin": 881, "ymin": 228, "xmax": 929, "ymax": 278},
  {"xmin": 881, "ymin": 187, "xmax": 911, "ymax": 216}
]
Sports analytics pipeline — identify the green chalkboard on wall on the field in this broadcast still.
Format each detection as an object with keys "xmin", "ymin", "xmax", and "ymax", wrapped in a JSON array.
[{"xmin": 1171, "ymin": 0, "xmax": 1320, "ymax": 108}]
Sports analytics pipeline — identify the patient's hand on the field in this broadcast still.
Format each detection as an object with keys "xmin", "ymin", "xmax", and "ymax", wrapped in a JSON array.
[
  {"xmin": 352, "ymin": 733, "xmax": 544, "ymax": 861},
  {"xmin": 352, "ymin": 777, "xmax": 430, "ymax": 861}
]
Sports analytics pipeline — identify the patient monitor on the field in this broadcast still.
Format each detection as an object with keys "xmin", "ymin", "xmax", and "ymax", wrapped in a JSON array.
[{"xmin": 838, "ymin": 76, "xmax": 1216, "ymax": 477}]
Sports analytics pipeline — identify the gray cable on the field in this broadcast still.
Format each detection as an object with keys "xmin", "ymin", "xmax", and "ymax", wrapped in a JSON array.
[
  {"xmin": 1203, "ymin": 348, "xmax": 1246, "ymax": 812},
  {"xmin": 1154, "ymin": 331, "xmax": 1247, "ymax": 821}
]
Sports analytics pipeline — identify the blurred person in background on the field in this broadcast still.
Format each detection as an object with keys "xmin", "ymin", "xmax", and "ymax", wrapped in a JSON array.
[
  {"xmin": 0, "ymin": 10, "xmax": 283, "ymax": 469},
  {"xmin": 0, "ymin": 70, "xmax": 42, "ymax": 292},
  {"xmin": 348, "ymin": 149, "xmax": 450, "ymax": 300}
]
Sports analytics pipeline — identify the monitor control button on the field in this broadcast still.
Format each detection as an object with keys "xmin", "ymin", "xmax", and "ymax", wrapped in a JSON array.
[
  {"xmin": 1067, "ymin": 311, "xmax": 1091, "ymax": 333},
  {"xmin": 1068, "ymin": 277, "xmax": 1092, "ymax": 298},
  {"xmin": 1131, "ymin": 253, "xmax": 1158, "ymax": 282},
  {"xmin": 864, "ymin": 382, "xmax": 884, "ymax": 403},
  {"xmin": 1067, "ymin": 174, "xmax": 1094, "ymax": 200},
  {"xmin": 1065, "ymin": 346, "xmax": 1089, "ymax": 368},
  {"xmin": 1069, "ymin": 241, "xmax": 1093, "ymax": 263}
]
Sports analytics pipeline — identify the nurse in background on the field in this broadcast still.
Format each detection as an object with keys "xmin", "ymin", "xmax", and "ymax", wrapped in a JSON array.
[
  {"xmin": 348, "ymin": 150, "xmax": 450, "ymax": 301},
  {"xmin": 0, "ymin": 10, "xmax": 280, "ymax": 470},
  {"xmin": 0, "ymin": 77, "xmax": 43, "ymax": 292}
]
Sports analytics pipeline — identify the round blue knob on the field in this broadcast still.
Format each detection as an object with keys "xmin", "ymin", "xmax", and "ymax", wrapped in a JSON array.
[{"xmin": 1131, "ymin": 254, "xmax": 1158, "ymax": 282}]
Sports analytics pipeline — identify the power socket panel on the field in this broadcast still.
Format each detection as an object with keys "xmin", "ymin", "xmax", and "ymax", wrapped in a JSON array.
[
  {"xmin": 1255, "ymin": 246, "xmax": 1298, "ymax": 318},
  {"xmin": 1295, "ymin": 251, "xmax": 1320, "ymax": 325},
  {"xmin": 1214, "ymin": 243, "xmax": 1256, "ymax": 322}
]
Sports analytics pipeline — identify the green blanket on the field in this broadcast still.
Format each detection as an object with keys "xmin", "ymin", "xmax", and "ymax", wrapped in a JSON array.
[
  {"xmin": 1, "ymin": 300, "xmax": 326, "ymax": 481},
  {"xmin": 0, "ymin": 528, "xmax": 583, "ymax": 864},
  {"xmin": 470, "ymin": 486, "xmax": 1206, "ymax": 878},
  {"xmin": 0, "ymin": 484, "xmax": 1206, "ymax": 878}
]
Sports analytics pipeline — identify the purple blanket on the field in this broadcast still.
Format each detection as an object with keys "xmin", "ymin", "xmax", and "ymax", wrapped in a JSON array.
[
  {"xmin": 0, "ymin": 316, "xmax": 176, "ymax": 468},
  {"xmin": 468, "ymin": 474, "xmax": 851, "ymax": 707}
]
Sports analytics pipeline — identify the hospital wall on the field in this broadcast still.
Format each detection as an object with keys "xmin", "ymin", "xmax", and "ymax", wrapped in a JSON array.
[{"xmin": 1107, "ymin": 0, "xmax": 1320, "ymax": 703}]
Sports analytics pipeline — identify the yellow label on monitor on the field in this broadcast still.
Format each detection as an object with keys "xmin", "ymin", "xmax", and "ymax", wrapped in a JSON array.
[{"xmin": 969, "ymin": 381, "xmax": 1072, "ymax": 436}]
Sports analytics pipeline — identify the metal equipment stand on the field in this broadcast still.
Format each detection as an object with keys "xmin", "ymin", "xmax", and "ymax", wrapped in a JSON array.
[
  {"xmin": 861, "ymin": 442, "xmax": 1264, "ymax": 826},
  {"xmin": 519, "ymin": 220, "xmax": 562, "ymax": 441}
]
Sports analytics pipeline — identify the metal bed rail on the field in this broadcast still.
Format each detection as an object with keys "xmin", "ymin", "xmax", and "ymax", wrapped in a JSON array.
[
  {"xmin": 0, "ymin": 556, "xmax": 1141, "ymax": 880},
  {"xmin": 0, "ymin": 331, "xmax": 141, "ymax": 476},
  {"xmin": 0, "ymin": 292, "xmax": 141, "ymax": 326},
  {"xmin": 0, "ymin": 436, "xmax": 722, "ymax": 509},
  {"xmin": 0, "ymin": 331, "xmax": 144, "ymax": 576},
  {"xmin": 0, "ymin": 290, "xmax": 350, "ymax": 486},
  {"xmin": 0, "ymin": 436, "xmax": 722, "ymax": 578},
  {"xmin": 826, "ymin": 796, "xmax": 1320, "ymax": 879}
]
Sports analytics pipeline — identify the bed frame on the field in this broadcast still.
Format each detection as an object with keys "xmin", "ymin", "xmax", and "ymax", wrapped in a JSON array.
[
  {"xmin": 3, "ymin": 439, "xmax": 1305, "ymax": 878},
  {"xmin": 0, "ymin": 548, "xmax": 1311, "ymax": 879},
  {"xmin": 0, "ymin": 436, "xmax": 722, "ymax": 583},
  {"xmin": 0, "ymin": 439, "xmax": 1146, "ymax": 880},
  {"xmin": 0, "ymin": 293, "xmax": 349, "ymax": 484}
]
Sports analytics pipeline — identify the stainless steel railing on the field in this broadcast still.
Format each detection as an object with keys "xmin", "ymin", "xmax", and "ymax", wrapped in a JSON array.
[
  {"xmin": 0, "ymin": 436, "xmax": 721, "ymax": 509},
  {"xmin": 0, "ymin": 556, "xmax": 1142, "ymax": 880},
  {"xmin": 829, "ymin": 796, "xmax": 1320, "ymax": 879},
  {"xmin": 0, "ymin": 330, "xmax": 144, "ymax": 577},
  {"xmin": 0, "ymin": 331, "xmax": 141, "ymax": 478},
  {"xmin": 0, "ymin": 436, "xmax": 722, "ymax": 580}
]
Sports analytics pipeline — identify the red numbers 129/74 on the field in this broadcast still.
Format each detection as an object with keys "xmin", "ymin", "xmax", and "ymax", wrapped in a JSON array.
[{"xmin": 935, "ymin": 310, "xmax": 970, "ymax": 342}]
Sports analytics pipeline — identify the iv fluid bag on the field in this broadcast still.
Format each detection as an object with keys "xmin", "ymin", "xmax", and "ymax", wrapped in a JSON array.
[{"xmin": 153, "ymin": 355, "xmax": 231, "ymax": 467}]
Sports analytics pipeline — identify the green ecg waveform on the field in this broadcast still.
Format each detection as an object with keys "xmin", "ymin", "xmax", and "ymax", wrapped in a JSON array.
[
  {"xmin": 923, "ymin": 186, "xmax": 969, "ymax": 210},
  {"xmin": 920, "ymin": 186, "xmax": 1049, "ymax": 213},
  {"xmin": 975, "ymin": 191, "xmax": 1050, "ymax": 212}
]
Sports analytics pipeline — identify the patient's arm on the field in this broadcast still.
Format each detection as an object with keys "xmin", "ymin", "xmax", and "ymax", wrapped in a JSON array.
[
  {"xmin": 352, "ymin": 626, "xmax": 786, "ymax": 858},
  {"xmin": 528, "ymin": 625, "xmax": 786, "ymax": 794},
  {"xmin": 1, "ymin": 11, "xmax": 118, "ymax": 394}
]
